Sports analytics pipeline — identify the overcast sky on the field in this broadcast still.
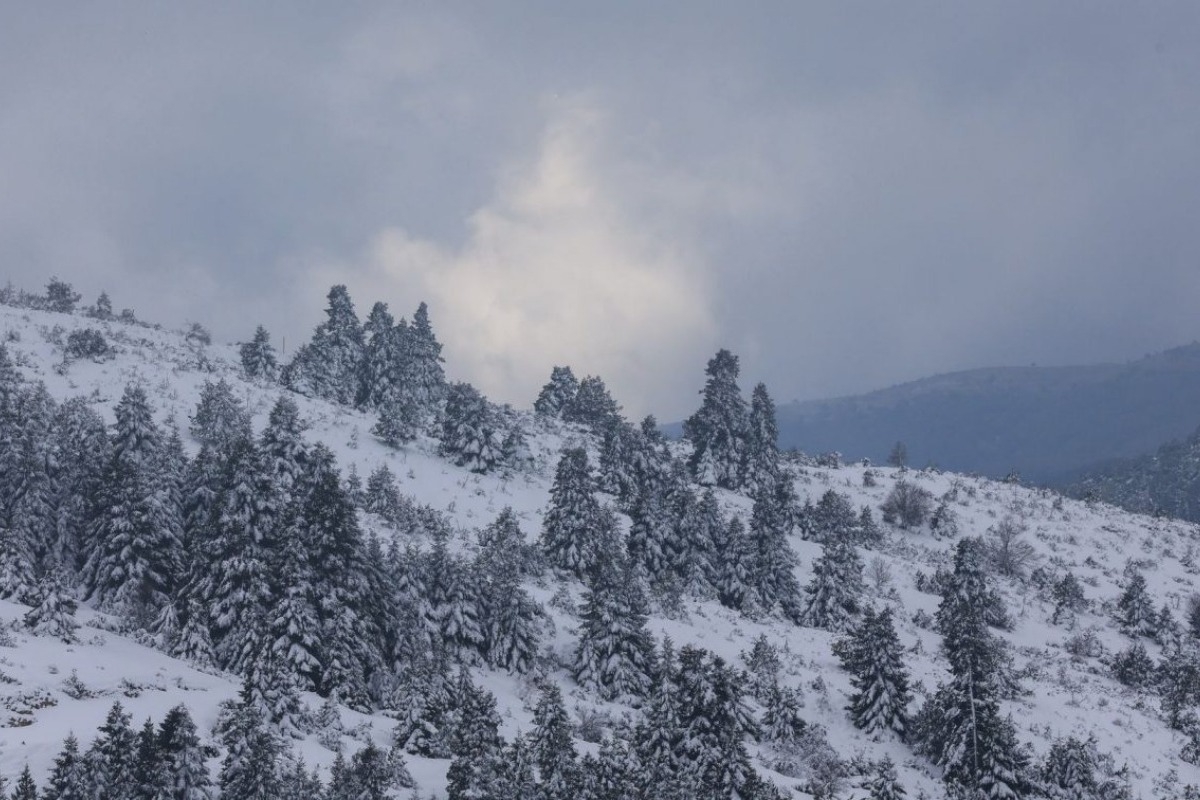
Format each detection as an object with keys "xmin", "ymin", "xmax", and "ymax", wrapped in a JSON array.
[{"xmin": 4, "ymin": 3, "xmax": 1200, "ymax": 419}]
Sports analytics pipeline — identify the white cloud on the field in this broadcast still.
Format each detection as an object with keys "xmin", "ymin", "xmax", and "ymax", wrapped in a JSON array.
[{"xmin": 314, "ymin": 96, "xmax": 717, "ymax": 418}]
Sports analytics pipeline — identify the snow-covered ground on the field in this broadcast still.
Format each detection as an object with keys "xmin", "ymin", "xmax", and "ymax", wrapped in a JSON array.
[{"xmin": 2, "ymin": 302, "xmax": 1199, "ymax": 798}]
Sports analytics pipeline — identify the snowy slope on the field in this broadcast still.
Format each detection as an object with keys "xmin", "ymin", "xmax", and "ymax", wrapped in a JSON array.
[{"xmin": 2, "ymin": 302, "xmax": 1200, "ymax": 798}]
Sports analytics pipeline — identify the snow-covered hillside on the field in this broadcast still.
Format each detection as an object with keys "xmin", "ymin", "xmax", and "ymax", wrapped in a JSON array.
[{"xmin": 2, "ymin": 299, "xmax": 1200, "ymax": 799}]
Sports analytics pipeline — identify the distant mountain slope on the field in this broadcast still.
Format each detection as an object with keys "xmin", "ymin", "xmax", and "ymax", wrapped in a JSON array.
[
  {"xmin": 769, "ymin": 343, "xmax": 1200, "ymax": 482},
  {"xmin": 1067, "ymin": 424, "xmax": 1200, "ymax": 522}
]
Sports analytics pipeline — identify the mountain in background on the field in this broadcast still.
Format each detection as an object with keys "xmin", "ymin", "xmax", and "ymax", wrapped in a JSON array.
[{"xmin": 758, "ymin": 343, "xmax": 1200, "ymax": 483}]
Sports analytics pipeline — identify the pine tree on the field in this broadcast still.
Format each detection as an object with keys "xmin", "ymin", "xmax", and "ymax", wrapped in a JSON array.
[
  {"xmin": 358, "ymin": 301, "xmax": 397, "ymax": 408},
  {"xmin": 535, "ymin": 366, "xmax": 580, "ymax": 417},
  {"xmin": 44, "ymin": 733, "xmax": 89, "ymax": 800},
  {"xmin": 282, "ymin": 285, "xmax": 365, "ymax": 406},
  {"xmin": 809, "ymin": 490, "xmax": 859, "ymax": 544},
  {"xmin": 51, "ymin": 397, "xmax": 109, "ymax": 573},
  {"xmin": 133, "ymin": 717, "xmax": 165, "ymax": 800},
  {"xmin": 399, "ymin": 301, "xmax": 447, "ymax": 416},
  {"xmin": 88, "ymin": 702, "xmax": 138, "ymax": 800},
  {"xmin": 741, "ymin": 382, "xmax": 779, "ymax": 493},
  {"xmin": 683, "ymin": 349, "xmax": 748, "ymax": 489},
  {"xmin": 714, "ymin": 517, "xmax": 754, "ymax": 612},
  {"xmin": 541, "ymin": 448, "xmax": 603, "ymax": 578},
  {"xmin": 189, "ymin": 379, "xmax": 252, "ymax": 452},
  {"xmin": 477, "ymin": 510, "xmax": 542, "ymax": 673},
  {"xmin": 918, "ymin": 538, "xmax": 1030, "ymax": 797},
  {"xmin": 219, "ymin": 690, "xmax": 282, "ymax": 800},
  {"xmin": 85, "ymin": 385, "xmax": 180, "ymax": 625},
  {"xmin": 440, "ymin": 383, "xmax": 503, "ymax": 473},
  {"xmin": 834, "ymin": 607, "xmax": 911, "ymax": 738},
  {"xmin": 446, "ymin": 671, "xmax": 505, "ymax": 800},
  {"xmin": 259, "ymin": 395, "xmax": 309, "ymax": 500},
  {"xmin": 748, "ymin": 474, "xmax": 802, "ymax": 618},
  {"xmin": 562, "ymin": 375, "xmax": 622, "ymax": 431},
  {"xmin": 11, "ymin": 764, "xmax": 37, "ymax": 800},
  {"xmin": 530, "ymin": 683, "xmax": 580, "ymax": 798},
  {"xmin": 1116, "ymin": 571, "xmax": 1155, "ymax": 637},
  {"xmin": 1040, "ymin": 736, "xmax": 1099, "ymax": 800},
  {"xmin": 157, "ymin": 705, "xmax": 215, "ymax": 800},
  {"xmin": 574, "ymin": 557, "xmax": 657, "ymax": 701},
  {"xmin": 240, "ymin": 325, "xmax": 278, "ymax": 380},
  {"xmin": 801, "ymin": 538, "xmax": 864, "ymax": 631},
  {"xmin": 866, "ymin": 756, "xmax": 906, "ymax": 800},
  {"xmin": 760, "ymin": 684, "xmax": 807, "ymax": 744},
  {"xmin": 23, "ymin": 571, "xmax": 78, "ymax": 641},
  {"xmin": 266, "ymin": 533, "xmax": 322, "ymax": 691},
  {"xmin": 173, "ymin": 598, "xmax": 216, "ymax": 667}
]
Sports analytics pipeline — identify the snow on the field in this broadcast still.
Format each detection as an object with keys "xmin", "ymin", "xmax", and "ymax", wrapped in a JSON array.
[{"xmin": 2, "ymin": 303, "xmax": 1200, "ymax": 797}]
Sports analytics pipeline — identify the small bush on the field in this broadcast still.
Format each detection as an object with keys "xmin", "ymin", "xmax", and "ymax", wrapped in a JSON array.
[
  {"xmin": 64, "ymin": 328, "xmax": 111, "ymax": 360},
  {"xmin": 881, "ymin": 480, "xmax": 933, "ymax": 529}
]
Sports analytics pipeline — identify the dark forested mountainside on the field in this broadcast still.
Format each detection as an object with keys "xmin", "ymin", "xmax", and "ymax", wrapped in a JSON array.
[
  {"xmin": 1067, "ymin": 424, "xmax": 1200, "ymax": 522},
  {"xmin": 749, "ymin": 344, "xmax": 1200, "ymax": 483}
]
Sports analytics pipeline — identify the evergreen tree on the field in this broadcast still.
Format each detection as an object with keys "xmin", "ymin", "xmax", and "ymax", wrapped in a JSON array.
[
  {"xmin": 358, "ymin": 301, "xmax": 397, "ymax": 409},
  {"xmin": 760, "ymin": 684, "xmax": 807, "ymax": 745},
  {"xmin": 188, "ymin": 379, "xmax": 252, "ymax": 452},
  {"xmin": 88, "ymin": 702, "xmax": 138, "ymax": 800},
  {"xmin": 714, "ymin": 517, "xmax": 754, "ymax": 612},
  {"xmin": 574, "ymin": 557, "xmax": 657, "ymax": 701},
  {"xmin": 219, "ymin": 690, "xmax": 281, "ymax": 800},
  {"xmin": 530, "ymin": 683, "xmax": 580, "ymax": 798},
  {"xmin": 133, "ymin": 717, "xmax": 165, "ymax": 800},
  {"xmin": 801, "ymin": 538, "xmax": 864, "ymax": 631},
  {"xmin": 834, "ymin": 607, "xmax": 911, "ymax": 738},
  {"xmin": 44, "ymin": 733, "xmax": 89, "ymax": 800},
  {"xmin": 157, "ymin": 705, "xmax": 215, "ymax": 800},
  {"xmin": 741, "ymin": 382, "xmax": 779, "ymax": 493},
  {"xmin": 50, "ymin": 397, "xmax": 109, "ymax": 573},
  {"xmin": 446, "ymin": 671, "xmax": 505, "ymax": 800},
  {"xmin": 440, "ymin": 383, "xmax": 503, "ymax": 473},
  {"xmin": 173, "ymin": 598, "xmax": 216, "ymax": 667},
  {"xmin": 535, "ymin": 366, "xmax": 580, "ymax": 417},
  {"xmin": 1040, "ymin": 736, "xmax": 1099, "ymax": 800},
  {"xmin": 363, "ymin": 464, "xmax": 401, "ymax": 518},
  {"xmin": 399, "ymin": 301, "xmax": 447, "ymax": 416},
  {"xmin": 240, "ymin": 325, "xmax": 278, "ymax": 380},
  {"xmin": 809, "ymin": 490, "xmax": 859, "ymax": 545},
  {"xmin": 918, "ymin": 538, "xmax": 1029, "ymax": 798},
  {"xmin": 266, "ymin": 530, "xmax": 322, "ymax": 691},
  {"xmin": 748, "ymin": 475, "xmax": 802, "ymax": 618},
  {"xmin": 22, "ymin": 571, "xmax": 78, "ymax": 641},
  {"xmin": 1116, "ymin": 571, "xmax": 1155, "ymax": 637},
  {"xmin": 11, "ymin": 764, "xmax": 37, "ymax": 800},
  {"xmin": 541, "ymin": 448, "xmax": 603, "ymax": 578},
  {"xmin": 259, "ymin": 396, "xmax": 309, "ymax": 500},
  {"xmin": 282, "ymin": 285, "xmax": 364, "ymax": 406},
  {"xmin": 85, "ymin": 385, "xmax": 180, "ymax": 626},
  {"xmin": 684, "ymin": 349, "xmax": 748, "ymax": 489},
  {"xmin": 562, "ymin": 375, "xmax": 622, "ymax": 431},
  {"xmin": 477, "ymin": 510, "xmax": 542, "ymax": 673},
  {"xmin": 866, "ymin": 756, "xmax": 906, "ymax": 800}
]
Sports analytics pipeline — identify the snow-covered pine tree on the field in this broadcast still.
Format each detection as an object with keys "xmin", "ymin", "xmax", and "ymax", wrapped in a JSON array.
[
  {"xmin": 535, "ymin": 365, "xmax": 580, "ymax": 418},
  {"xmin": 541, "ymin": 447, "xmax": 603, "ymax": 579},
  {"xmin": 363, "ymin": 464, "xmax": 401, "ymax": 519},
  {"xmin": 714, "ymin": 517, "xmax": 754, "ymax": 612},
  {"xmin": 189, "ymin": 379, "xmax": 252, "ymax": 453},
  {"xmin": 573, "ymin": 555, "xmax": 657, "ymax": 701},
  {"xmin": 11, "ymin": 765, "xmax": 37, "ymax": 800},
  {"xmin": 266, "ymin": 532, "xmax": 322, "ymax": 692},
  {"xmin": 259, "ymin": 395, "xmax": 309, "ymax": 500},
  {"xmin": 1116, "ymin": 571, "xmax": 1156, "ymax": 637},
  {"xmin": 866, "ymin": 756, "xmax": 906, "ymax": 800},
  {"xmin": 446, "ymin": 670, "xmax": 505, "ymax": 800},
  {"xmin": 917, "ymin": 537, "xmax": 1030, "ymax": 797},
  {"xmin": 157, "ymin": 704, "xmax": 214, "ymax": 800},
  {"xmin": 440, "ymin": 382, "xmax": 504, "ymax": 473},
  {"xmin": 627, "ymin": 485, "xmax": 674, "ymax": 585},
  {"xmin": 50, "ymin": 397, "xmax": 109, "ymax": 573},
  {"xmin": 809, "ymin": 489, "xmax": 858, "ymax": 544},
  {"xmin": 530, "ymin": 682, "xmax": 580, "ymax": 797},
  {"xmin": 240, "ymin": 325, "xmax": 278, "ymax": 380},
  {"xmin": 562, "ymin": 374, "xmax": 622, "ymax": 431},
  {"xmin": 684, "ymin": 349, "xmax": 748, "ymax": 489},
  {"xmin": 801, "ymin": 537, "xmax": 864, "ymax": 631},
  {"xmin": 282, "ymin": 284, "xmax": 364, "ymax": 406},
  {"xmin": 1040, "ymin": 736, "xmax": 1100, "ymax": 800},
  {"xmin": 760, "ymin": 684, "xmax": 807, "ymax": 745},
  {"xmin": 87, "ymin": 702, "xmax": 137, "ymax": 799},
  {"xmin": 742, "ymin": 382, "xmax": 780, "ymax": 494},
  {"xmin": 834, "ymin": 606, "xmax": 910, "ymax": 738},
  {"xmin": 84, "ymin": 385, "xmax": 181, "ymax": 626},
  {"xmin": 133, "ymin": 717, "xmax": 166, "ymax": 800},
  {"xmin": 399, "ymin": 301, "xmax": 447, "ymax": 417},
  {"xmin": 23, "ymin": 571, "xmax": 78, "ymax": 641},
  {"xmin": 358, "ymin": 300, "xmax": 397, "ymax": 409},
  {"xmin": 748, "ymin": 474, "xmax": 803, "ymax": 619},
  {"xmin": 218, "ymin": 689, "xmax": 282, "ymax": 800},
  {"xmin": 476, "ymin": 509, "xmax": 542, "ymax": 673},
  {"xmin": 43, "ymin": 733, "xmax": 89, "ymax": 800}
]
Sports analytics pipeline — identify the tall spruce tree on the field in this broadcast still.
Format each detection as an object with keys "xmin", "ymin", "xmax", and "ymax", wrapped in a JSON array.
[
  {"xmin": 282, "ymin": 284, "xmax": 364, "ymax": 406},
  {"xmin": 748, "ymin": 474, "xmax": 802, "ymax": 618},
  {"xmin": 574, "ymin": 556, "xmax": 657, "ymax": 701},
  {"xmin": 741, "ymin": 382, "xmax": 779, "ymax": 493},
  {"xmin": 801, "ymin": 538, "xmax": 864, "ymax": 631},
  {"xmin": 684, "ymin": 349, "xmax": 748, "ymax": 489},
  {"xmin": 535, "ymin": 366, "xmax": 580, "ymax": 417},
  {"xmin": 477, "ymin": 509, "xmax": 541, "ymax": 673},
  {"xmin": 562, "ymin": 375, "xmax": 622, "ymax": 431},
  {"xmin": 240, "ymin": 325, "xmax": 278, "ymax": 380},
  {"xmin": 157, "ymin": 704, "xmax": 215, "ymax": 800},
  {"xmin": 440, "ymin": 383, "xmax": 504, "ymax": 473},
  {"xmin": 531, "ymin": 682, "xmax": 580, "ymax": 798},
  {"xmin": 834, "ymin": 607, "xmax": 911, "ymax": 738},
  {"xmin": 44, "ymin": 733, "xmax": 89, "ymax": 800},
  {"xmin": 541, "ymin": 448, "xmax": 603, "ymax": 578}
]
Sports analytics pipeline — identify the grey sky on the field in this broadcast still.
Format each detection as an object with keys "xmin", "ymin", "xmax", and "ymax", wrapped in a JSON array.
[{"xmin": 3, "ymin": 3, "xmax": 1199, "ymax": 419}]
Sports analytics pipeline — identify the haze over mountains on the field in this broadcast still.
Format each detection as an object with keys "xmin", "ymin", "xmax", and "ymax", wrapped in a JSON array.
[{"xmin": 752, "ymin": 343, "xmax": 1200, "ymax": 484}]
